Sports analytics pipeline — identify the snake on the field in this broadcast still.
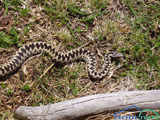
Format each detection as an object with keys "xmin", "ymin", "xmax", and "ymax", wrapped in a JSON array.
[{"xmin": 0, "ymin": 42, "xmax": 123, "ymax": 80}]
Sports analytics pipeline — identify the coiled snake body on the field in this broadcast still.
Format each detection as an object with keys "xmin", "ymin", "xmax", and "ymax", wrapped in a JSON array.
[{"xmin": 0, "ymin": 42, "xmax": 123, "ymax": 80}]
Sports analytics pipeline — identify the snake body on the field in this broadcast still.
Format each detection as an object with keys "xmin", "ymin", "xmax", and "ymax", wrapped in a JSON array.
[{"xmin": 0, "ymin": 42, "xmax": 123, "ymax": 80}]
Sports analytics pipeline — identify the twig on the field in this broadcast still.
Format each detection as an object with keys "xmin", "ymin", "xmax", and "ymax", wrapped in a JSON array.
[
  {"xmin": 40, "ymin": 63, "xmax": 55, "ymax": 79},
  {"xmin": 78, "ymin": 41, "xmax": 91, "ymax": 49},
  {"xmin": 22, "ymin": 53, "xmax": 42, "ymax": 67}
]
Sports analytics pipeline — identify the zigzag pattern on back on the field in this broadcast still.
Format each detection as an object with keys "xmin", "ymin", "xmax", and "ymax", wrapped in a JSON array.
[{"xmin": 0, "ymin": 42, "xmax": 123, "ymax": 80}]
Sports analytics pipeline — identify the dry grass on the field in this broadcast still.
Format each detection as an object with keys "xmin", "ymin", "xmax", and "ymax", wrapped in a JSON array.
[{"xmin": 0, "ymin": 0, "xmax": 159, "ymax": 119}]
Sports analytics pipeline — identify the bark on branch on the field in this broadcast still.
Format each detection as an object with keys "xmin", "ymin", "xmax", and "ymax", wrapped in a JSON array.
[{"xmin": 15, "ymin": 90, "xmax": 160, "ymax": 120}]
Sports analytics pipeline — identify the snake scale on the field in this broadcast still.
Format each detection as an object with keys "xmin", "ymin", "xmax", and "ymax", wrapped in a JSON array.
[{"xmin": 0, "ymin": 42, "xmax": 123, "ymax": 80}]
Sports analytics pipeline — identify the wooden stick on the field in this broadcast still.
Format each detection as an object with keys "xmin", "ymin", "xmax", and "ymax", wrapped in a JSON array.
[{"xmin": 14, "ymin": 90, "xmax": 160, "ymax": 120}]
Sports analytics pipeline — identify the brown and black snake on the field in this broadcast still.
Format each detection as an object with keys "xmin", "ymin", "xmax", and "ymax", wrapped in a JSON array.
[{"xmin": 0, "ymin": 42, "xmax": 123, "ymax": 80}]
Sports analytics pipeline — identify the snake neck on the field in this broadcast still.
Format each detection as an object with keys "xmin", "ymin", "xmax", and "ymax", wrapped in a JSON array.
[{"xmin": 86, "ymin": 52, "xmax": 112, "ymax": 81}]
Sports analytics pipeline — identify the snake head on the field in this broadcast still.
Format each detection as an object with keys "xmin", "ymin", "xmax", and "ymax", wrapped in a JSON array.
[
  {"xmin": 111, "ymin": 52, "xmax": 124, "ymax": 58},
  {"xmin": 105, "ymin": 51, "xmax": 124, "ymax": 58}
]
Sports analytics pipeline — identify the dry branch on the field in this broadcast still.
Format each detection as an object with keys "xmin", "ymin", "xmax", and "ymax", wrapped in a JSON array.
[{"xmin": 15, "ymin": 90, "xmax": 160, "ymax": 120}]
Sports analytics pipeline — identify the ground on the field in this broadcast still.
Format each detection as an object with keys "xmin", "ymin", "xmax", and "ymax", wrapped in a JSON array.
[{"xmin": 0, "ymin": 0, "xmax": 159, "ymax": 119}]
